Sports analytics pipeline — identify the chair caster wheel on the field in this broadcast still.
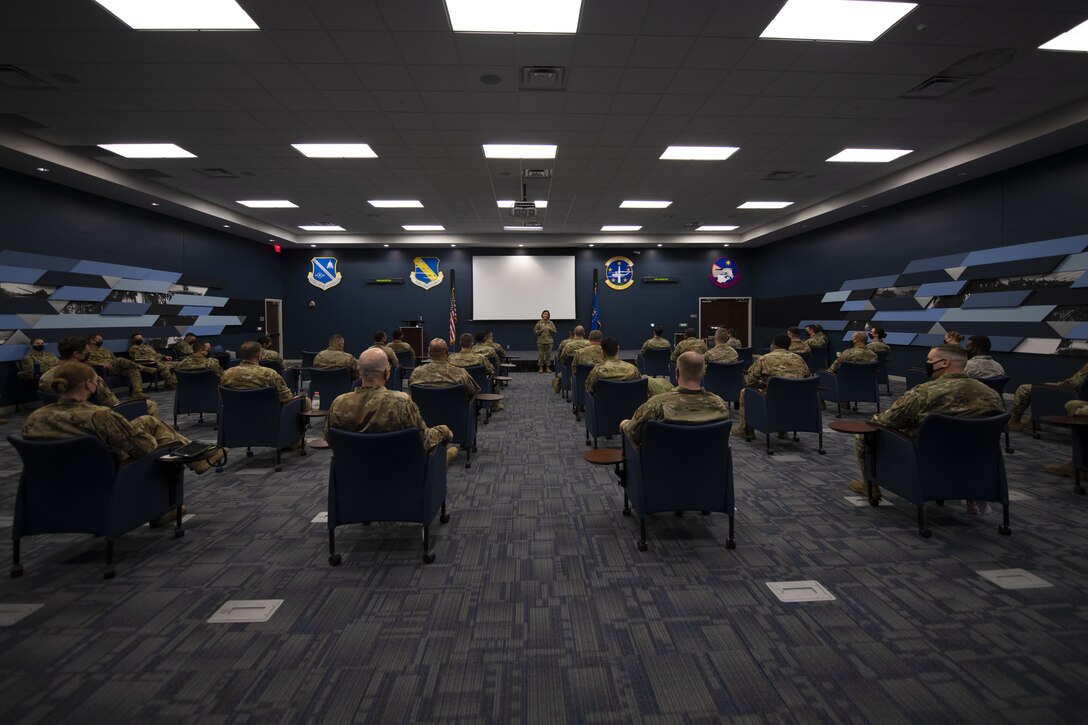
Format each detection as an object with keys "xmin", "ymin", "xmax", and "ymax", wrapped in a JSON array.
[
  {"xmin": 174, "ymin": 528, "xmax": 185, "ymax": 538},
  {"xmin": 246, "ymin": 450, "xmax": 254, "ymax": 457},
  {"xmin": 10, "ymin": 565, "xmax": 23, "ymax": 578},
  {"xmin": 701, "ymin": 510, "xmax": 710, "ymax": 515},
  {"xmin": 274, "ymin": 466, "xmax": 282, "ymax": 472},
  {"xmin": 1076, "ymin": 486, "xmax": 1086, "ymax": 495},
  {"xmin": 868, "ymin": 498, "xmax": 880, "ymax": 507},
  {"xmin": 300, "ymin": 449, "xmax": 307, "ymax": 457},
  {"xmin": 636, "ymin": 540, "xmax": 648, "ymax": 552},
  {"xmin": 818, "ymin": 449, "xmax": 826, "ymax": 455},
  {"xmin": 423, "ymin": 551, "xmax": 436, "ymax": 564},
  {"xmin": 440, "ymin": 513, "xmax": 450, "ymax": 524},
  {"xmin": 919, "ymin": 528, "xmax": 932, "ymax": 538},
  {"xmin": 362, "ymin": 521, "xmax": 371, "ymax": 525},
  {"xmin": 585, "ymin": 440, "xmax": 591, "ymax": 446},
  {"xmin": 726, "ymin": 539, "xmax": 736, "ymax": 550},
  {"xmin": 464, "ymin": 462, "xmax": 471, "ymax": 469},
  {"xmin": 104, "ymin": 567, "xmax": 116, "ymax": 579},
  {"xmin": 215, "ymin": 467, "xmax": 223, "ymax": 473},
  {"xmin": 328, "ymin": 554, "xmax": 341, "ymax": 566},
  {"xmin": 622, "ymin": 508, "xmax": 631, "ymax": 517},
  {"xmin": 998, "ymin": 525, "xmax": 1011, "ymax": 536}
]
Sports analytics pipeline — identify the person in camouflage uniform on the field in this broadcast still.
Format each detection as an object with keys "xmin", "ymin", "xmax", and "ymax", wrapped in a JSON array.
[
  {"xmin": 671, "ymin": 328, "xmax": 708, "ymax": 362},
  {"xmin": 39, "ymin": 337, "xmax": 120, "ymax": 408},
  {"xmin": 804, "ymin": 324, "xmax": 828, "ymax": 349},
  {"xmin": 852, "ymin": 345, "xmax": 1004, "ymax": 504},
  {"xmin": 484, "ymin": 331, "xmax": 506, "ymax": 359},
  {"xmin": 827, "ymin": 332, "xmax": 877, "ymax": 373},
  {"xmin": 557, "ymin": 329, "xmax": 576, "ymax": 362},
  {"xmin": 867, "ymin": 327, "xmax": 890, "ymax": 355},
  {"xmin": 705, "ymin": 329, "xmax": 740, "ymax": 363},
  {"xmin": 388, "ymin": 329, "xmax": 414, "ymax": 356},
  {"xmin": 369, "ymin": 331, "xmax": 400, "ymax": 372},
  {"xmin": 314, "ymin": 334, "xmax": 361, "ymax": 380},
  {"xmin": 573, "ymin": 330, "xmax": 607, "ymax": 368},
  {"xmin": 128, "ymin": 333, "xmax": 177, "ymax": 388},
  {"xmin": 18, "ymin": 339, "xmax": 59, "ymax": 381},
  {"xmin": 621, "ymin": 351, "xmax": 730, "ymax": 446},
  {"xmin": 87, "ymin": 333, "xmax": 154, "ymax": 398},
  {"xmin": 963, "ymin": 335, "xmax": 1006, "ymax": 379},
  {"xmin": 325, "ymin": 348, "xmax": 457, "ymax": 465},
  {"xmin": 1009, "ymin": 360, "xmax": 1088, "ymax": 431},
  {"xmin": 173, "ymin": 333, "xmax": 197, "ymax": 359},
  {"xmin": 222, "ymin": 341, "xmax": 309, "ymax": 410},
  {"xmin": 944, "ymin": 331, "xmax": 964, "ymax": 346},
  {"xmin": 640, "ymin": 326, "xmax": 672, "ymax": 355},
  {"xmin": 258, "ymin": 336, "xmax": 283, "ymax": 367},
  {"xmin": 533, "ymin": 310, "xmax": 557, "ymax": 372},
  {"xmin": 471, "ymin": 331, "xmax": 500, "ymax": 371},
  {"xmin": 450, "ymin": 333, "xmax": 495, "ymax": 375},
  {"xmin": 735, "ymin": 335, "xmax": 810, "ymax": 436},
  {"xmin": 176, "ymin": 341, "xmax": 225, "ymax": 379},
  {"xmin": 787, "ymin": 327, "xmax": 811, "ymax": 356},
  {"xmin": 586, "ymin": 337, "xmax": 640, "ymax": 393},
  {"xmin": 1043, "ymin": 399, "xmax": 1088, "ymax": 478},
  {"xmin": 24, "ymin": 362, "xmax": 224, "ymax": 476},
  {"xmin": 409, "ymin": 338, "xmax": 479, "ymax": 401},
  {"xmin": 561, "ymin": 326, "xmax": 590, "ymax": 366},
  {"xmin": 724, "ymin": 329, "xmax": 744, "ymax": 349}
]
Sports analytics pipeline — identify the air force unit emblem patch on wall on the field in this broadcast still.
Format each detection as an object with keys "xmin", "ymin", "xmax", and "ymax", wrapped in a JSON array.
[
  {"xmin": 308, "ymin": 257, "xmax": 342, "ymax": 291},
  {"xmin": 710, "ymin": 257, "xmax": 740, "ymax": 289},
  {"xmin": 411, "ymin": 256, "xmax": 445, "ymax": 290},
  {"xmin": 604, "ymin": 256, "xmax": 634, "ymax": 290}
]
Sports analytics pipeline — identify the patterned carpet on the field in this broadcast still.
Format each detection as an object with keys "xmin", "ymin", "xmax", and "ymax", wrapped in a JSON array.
[{"xmin": 0, "ymin": 374, "xmax": 1087, "ymax": 724}]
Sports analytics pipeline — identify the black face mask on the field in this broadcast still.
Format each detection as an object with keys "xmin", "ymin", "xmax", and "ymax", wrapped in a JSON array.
[
  {"xmin": 32, "ymin": 344, "xmax": 45, "ymax": 352},
  {"xmin": 924, "ymin": 361, "xmax": 941, "ymax": 378},
  {"xmin": 134, "ymin": 339, "xmax": 144, "ymax": 346},
  {"xmin": 91, "ymin": 339, "xmax": 102, "ymax": 347}
]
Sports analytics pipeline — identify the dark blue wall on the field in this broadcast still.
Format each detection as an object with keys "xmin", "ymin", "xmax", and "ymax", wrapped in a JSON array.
[
  {"xmin": 281, "ymin": 246, "xmax": 755, "ymax": 357},
  {"xmin": 752, "ymin": 145, "xmax": 1088, "ymax": 387}
]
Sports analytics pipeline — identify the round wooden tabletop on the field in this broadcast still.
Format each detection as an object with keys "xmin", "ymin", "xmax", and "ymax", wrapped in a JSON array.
[
  {"xmin": 827, "ymin": 420, "xmax": 877, "ymax": 434},
  {"xmin": 583, "ymin": 449, "xmax": 624, "ymax": 465},
  {"xmin": 307, "ymin": 438, "xmax": 330, "ymax": 449},
  {"xmin": 475, "ymin": 393, "xmax": 504, "ymax": 402},
  {"xmin": 301, "ymin": 409, "xmax": 329, "ymax": 417},
  {"xmin": 1040, "ymin": 415, "xmax": 1088, "ymax": 427},
  {"xmin": 493, "ymin": 376, "xmax": 512, "ymax": 382}
]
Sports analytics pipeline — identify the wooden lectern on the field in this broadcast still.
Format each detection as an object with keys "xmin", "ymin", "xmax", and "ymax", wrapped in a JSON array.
[{"xmin": 399, "ymin": 324, "xmax": 424, "ymax": 357}]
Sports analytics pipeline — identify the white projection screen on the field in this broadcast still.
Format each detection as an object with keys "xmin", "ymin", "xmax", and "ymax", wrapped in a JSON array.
[{"xmin": 471, "ymin": 255, "xmax": 576, "ymax": 320}]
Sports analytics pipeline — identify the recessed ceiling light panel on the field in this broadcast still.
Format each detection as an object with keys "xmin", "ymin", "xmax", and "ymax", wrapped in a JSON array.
[
  {"xmin": 827, "ymin": 148, "xmax": 912, "ymax": 162},
  {"xmin": 98, "ymin": 143, "xmax": 195, "ymax": 158},
  {"xmin": 620, "ymin": 201, "xmax": 672, "ymax": 209},
  {"xmin": 660, "ymin": 146, "xmax": 739, "ymax": 160},
  {"xmin": 483, "ymin": 144, "xmax": 557, "ymax": 159},
  {"xmin": 738, "ymin": 201, "xmax": 793, "ymax": 209},
  {"xmin": 601, "ymin": 225, "xmax": 642, "ymax": 232},
  {"xmin": 760, "ymin": 0, "xmax": 916, "ymax": 42},
  {"xmin": 368, "ymin": 200, "xmax": 423, "ymax": 208},
  {"xmin": 93, "ymin": 0, "xmax": 259, "ymax": 30},
  {"xmin": 237, "ymin": 200, "xmax": 298, "ymax": 208},
  {"xmin": 504, "ymin": 226, "xmax": 543, "ymax": 231},
  {"xmin": 292, "ymin": 143, "xmax": 377, "ymax": 158},
  {"xmin": 403, "ymin": 225, "xmax": 445, "ymax": 231},
  {"xmin": 696, "ymin": 225, "xmax": 740, "ymax": 231},
  {"xmin": 1040, "ymin": 19, "xmax": 1088, "ymax": 52},
  {"xmin": 298, "ymin": 225, "xmax": 345, "ymax": 231},
  {"xmin": 445, "ymin": 0, "xmax": 582, "ymax": 34}
]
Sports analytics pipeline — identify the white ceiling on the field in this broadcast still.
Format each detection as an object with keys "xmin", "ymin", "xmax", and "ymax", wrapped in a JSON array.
[{"xmin": 1, "ymin": 0, "xmax": 1087, "ymax": 248}]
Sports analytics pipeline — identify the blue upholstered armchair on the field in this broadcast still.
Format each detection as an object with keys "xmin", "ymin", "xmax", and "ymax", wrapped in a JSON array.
[
  {"xmin": 637, "ymin": 348, "xmax": 671, "ymax": 378},
  {"xmin": 585, "ymin": 377, "xmax": 647, "ymax": 448},
  {"xmin": 818, "ymin": 361, "xmax": 881, "ymax": 417},
  {"xmin": 621, "ymin": 420, "xmax": 735, "ymax": 552},
  {"xmin": 860, "ymin": 413, "xmax": 1011, "ymax": 538},
  {"xmin": 411, "ymin": 383, "xmax": 477, "ymax": 468},
  {"xmin": 742, "ymin": 376, "xmax": 825, "ymax": 455},
  {"xmin": 217, "ymin": 386, "xmax": 307, "ymax": 471},
  {"xmin": 704, "ymin": 360, "xmax": 745, "ymax": 408},
  {"xmin": 173, "ymin": 368, "xmax": 220, "ymax": 427},
  {"xmin": 572, "ymin": 362, "xmax": 595, "ymax": 421},
  {"xmin": 309, "ymin": 367, "xmax": 354, "ymax": 411},
  {"xmin": 326, "ymin": 428, "xmax": 449, "ymax": 564},
  {"xmin": 8, "ymin": 435, "xmax": 184, "ymax": 579}
]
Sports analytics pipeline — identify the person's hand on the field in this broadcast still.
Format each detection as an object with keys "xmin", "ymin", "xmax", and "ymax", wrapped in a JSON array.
[
  {"xmin": 620, "ymin": 419, "xmax": 629, "ymax": 432},
  {"xmin": 445, "ymin": 428, "xmax": 453, "ymax": 441},
  {"xmin": 164, "ymin": 356, "xmax": 173, "ymax": 361},
  {"xmin": 101, "ymin": 361, "xmax": 113, "ymax": 371}
]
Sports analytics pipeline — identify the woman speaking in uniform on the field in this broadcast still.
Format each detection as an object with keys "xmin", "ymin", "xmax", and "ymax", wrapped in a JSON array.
[{"xmin": 533, "ymin": 309, "xmax": 557, "ymax": 373}]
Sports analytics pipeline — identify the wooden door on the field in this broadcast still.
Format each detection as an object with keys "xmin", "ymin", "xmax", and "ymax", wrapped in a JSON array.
[
  {"xmin": 699, "ymin": 297, "xmax": 751, "ymax": 346},
  {"xmin": 264, "ymin": 299, "xmax": 283, "ymax": 354}
]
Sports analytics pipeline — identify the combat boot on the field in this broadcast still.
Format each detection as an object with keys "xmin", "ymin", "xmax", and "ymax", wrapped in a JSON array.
[
  {"xmin": 1043, "ymin": 460, "xmax": 1074, "ymax": 478},
  {"xmin": 1007, "ymin": 415, "xmax": 1024, "ymax": 432}
]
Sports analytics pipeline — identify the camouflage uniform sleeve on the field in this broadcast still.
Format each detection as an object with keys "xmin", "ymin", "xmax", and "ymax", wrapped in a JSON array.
[
  {"xmin": 18, "ymin": 354, "xmax": 35, "ymax": 379},
  {"xmin": 623, "ymin": 396, "xmax": 663, "ymax": 446},
  {"xmin": 272, "ymin": 371, "xmax": 295, "ymax": 403},
  {"xmin": 1062, "ymin": 363, "xmax": 1088, "ymax": 391},
  {"xmin": 91, "ymin": 409, "xmax": 158, "ymax": 460},
  {"xmin": 747, "ymin": 359, "xmax": 769, "ymax": 389},
  {"xmin": 211, "ymin": 359, "xmax": 224, "ymax": 378},
  {"xmin": 405, "ymin": 398, "xmax": 451, "ymax": 451},
  {"xmin": 827, "ymin": 355, "xmax": 841, "ymax": 374},
  {"xmin": 483, "ymin": 356, "xmax": 494, "ymax": 376},
  {"xmin": 872, "ymin": 386, "xmax": 925, "ymax": 433},
  {"xmin": 586, "ymin": 365, "xmax": 601, "ymax": 394},
  {"xmin": 463, "ymin": 369, "xmax": 480, "ymax": 398}
]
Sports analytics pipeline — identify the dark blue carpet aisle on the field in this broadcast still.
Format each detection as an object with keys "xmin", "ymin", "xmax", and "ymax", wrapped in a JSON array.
[{"xmin": 1, "ymin": 374, "xmax": 1086, "ymax": 723}]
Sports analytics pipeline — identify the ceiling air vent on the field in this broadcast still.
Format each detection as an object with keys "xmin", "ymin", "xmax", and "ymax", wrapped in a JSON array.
[
  {"xmin": 0, "ymin": 65, "xmax": 55, "ymax": 90},
  {"xmin": 520, "ymin": 66, "xmax": 567, "ymax": 91},
  {"xmin": 524, "ymin": 169, "xmax": 552, "ymax": 179},
  {"xmin": 196, "ymin": 168, "xmax": 238, "ymax": 179},
  {"xmin": 763, "ymin": 170, "xmax": 798, "ymax": 181}
]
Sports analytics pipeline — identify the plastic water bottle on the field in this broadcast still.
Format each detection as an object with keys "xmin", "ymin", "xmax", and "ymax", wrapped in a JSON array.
[{"xmin": 312, "ymin": 391, "xmax": 321, "ymax": 410}]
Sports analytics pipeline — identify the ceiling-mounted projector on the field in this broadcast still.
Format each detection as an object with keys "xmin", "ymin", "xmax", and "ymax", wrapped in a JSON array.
[{"xmin": 510, "ymin": 201, "xmax": 537, "ymax": 217}]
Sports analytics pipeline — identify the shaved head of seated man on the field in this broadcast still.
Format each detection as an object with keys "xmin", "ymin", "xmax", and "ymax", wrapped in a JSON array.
[
  {"xmin": 620, "ymin": 351, "xmax": 730, "ymax": 446},
  {"xmin": 705, "ymin": 328, "xmax": 740, "ymax": 363},
  {"xmin": 408, "ymin": 338, "xmax": 479, "ymax": 400}
]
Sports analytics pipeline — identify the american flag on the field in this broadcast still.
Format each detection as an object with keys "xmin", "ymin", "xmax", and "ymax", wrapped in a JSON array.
[{"xmin": 448, "ymin": 285, "xmax": 458, "ymax": 344}]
